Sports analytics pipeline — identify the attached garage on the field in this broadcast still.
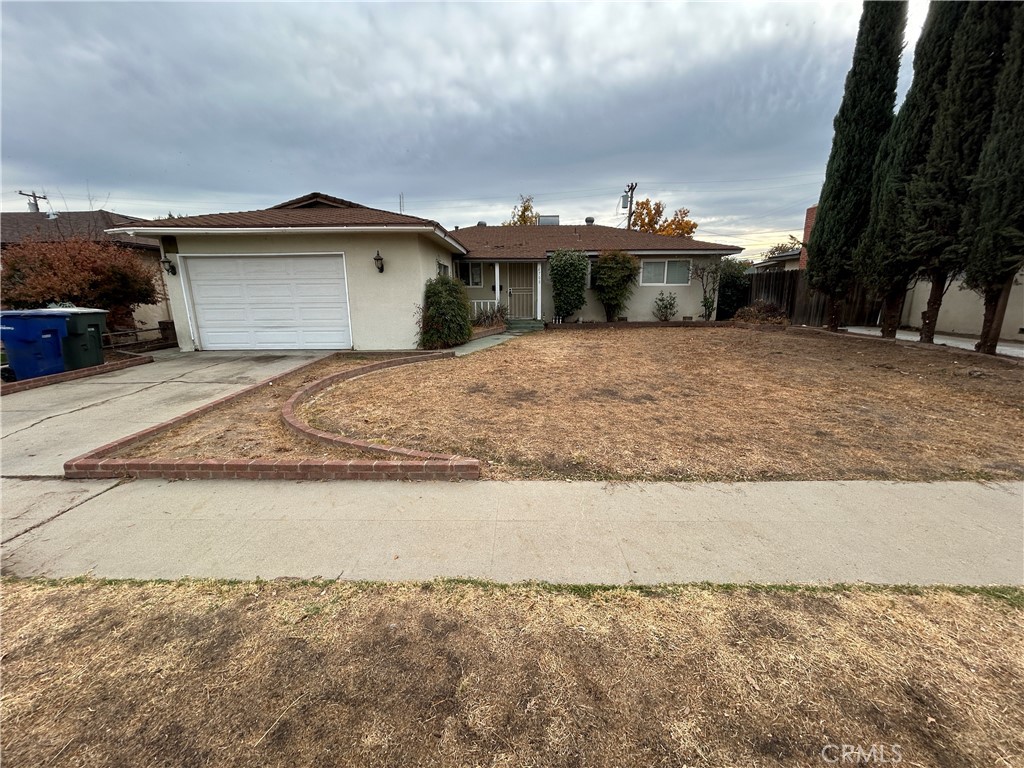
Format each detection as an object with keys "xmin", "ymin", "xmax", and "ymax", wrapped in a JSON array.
[
  {"xmin": 104, "ymin": 193, "xmax": 467, "ymax": 351},
  {"xmin": 185, "ymin": 255, "xmax": 351, "ymax": 350}
]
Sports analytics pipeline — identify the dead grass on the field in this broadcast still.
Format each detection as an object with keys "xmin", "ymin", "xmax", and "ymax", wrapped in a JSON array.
[
  {"xmin": 113, "ymin": 353, "xmax": 405, "ymax": 461},
  {"xmin": 2, "ymin": 579, "xmax": 1022, "ymax": 767},
  {"xmin": 298, "ymin": 328, "xmax": 1024, "ymax": 481}
]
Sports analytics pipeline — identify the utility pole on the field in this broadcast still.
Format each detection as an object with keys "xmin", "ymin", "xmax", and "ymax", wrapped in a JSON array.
[
  {"xmin": 18, "ymin": 190, "xmax": 48, "ymax": 213},
  {"xmin": 624, "ymin": 182, "xmax": 637, "ymax": 230}
]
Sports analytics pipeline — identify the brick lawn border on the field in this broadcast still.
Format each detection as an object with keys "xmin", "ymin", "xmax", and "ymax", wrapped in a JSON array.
[
  {"xmin": 470, "ymin": 324, "xmax": 507, "ymax": 340},
  {"xmin": 1, "ymin": 355, "xmax": 154, "ymax": 395},
  {"xmin": 64, "ymin": 350, "xmax": 481, "ymax": 481}
]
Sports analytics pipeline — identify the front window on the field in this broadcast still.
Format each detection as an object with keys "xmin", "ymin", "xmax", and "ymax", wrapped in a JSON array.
[
  {"xmin": 640, "ymin": 259, "xmax": 691, "ymax": 285},
  {"xmin": 458, "ymin": 262, "xmax": 482, "ymax": 286},
  {"xmin": 437, "ymin": 261, "xmax": 450, "ymax": 277}
]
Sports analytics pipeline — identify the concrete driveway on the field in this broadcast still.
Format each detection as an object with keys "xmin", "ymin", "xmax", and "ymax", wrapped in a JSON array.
[
  {"xmin": 1, "ymin": 350, "xmax": 326, "ymax": 540},
  {"xmin": 1, "ymin": 349, "xmax": 326, "ymax": 477}
]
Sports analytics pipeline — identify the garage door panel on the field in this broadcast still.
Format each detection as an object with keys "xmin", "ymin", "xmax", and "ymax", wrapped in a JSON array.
[
  {"xmin": 202, "ymin": 308, "xmax": 250, "ymax": 323},
  {"xmin": 250, "ymin": 307, "xmax": 300, "ymax": 322},
  {"xmin": 187, "ymin": 255, "xmax": 350, "ymax": 350}
]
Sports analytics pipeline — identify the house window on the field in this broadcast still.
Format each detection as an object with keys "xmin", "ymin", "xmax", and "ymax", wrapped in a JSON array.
[
  {"xmin": 640, "ymin": 259, "xmax": 691, "ymax": 285},
  {"xmin": 437, "ymin": 261, "xmax": 450, "ymax": 277},
  {"xmin": 458, "ymin": 262, "xmax": 482, "ymax": 286}
]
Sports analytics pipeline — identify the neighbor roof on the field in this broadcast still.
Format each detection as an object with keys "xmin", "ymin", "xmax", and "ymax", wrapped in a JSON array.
[
  {"xmin": 1, "ymin": 210, "xmax": 158, "ymax": 250},
  {"xmin": 451, "ymin": 224, "xmax": 743, "ymax": 261},
  {"xmin": 117, "ymin": 192, "xmax": 445, "ymax": 230}
]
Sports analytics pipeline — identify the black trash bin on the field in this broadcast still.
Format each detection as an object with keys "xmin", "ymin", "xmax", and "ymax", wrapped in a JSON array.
[{"xmin": 59, "ymin": 308, "xmax": 108, "ymax": 370}]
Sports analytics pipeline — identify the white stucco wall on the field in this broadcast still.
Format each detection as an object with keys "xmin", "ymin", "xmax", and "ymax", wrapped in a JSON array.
[
  {"xmin": 900, "ymin": 269, "xmax": 1024, "ymax": 342},
  {"xmin": 159, "ymin": 232, "xmax": 454, "ymax": 351},
  {"xmin": 130, "ymin": 252, "xmax": 172, "ymax": 332}
]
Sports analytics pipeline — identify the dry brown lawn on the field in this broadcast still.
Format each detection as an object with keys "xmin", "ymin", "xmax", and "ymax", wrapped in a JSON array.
[
  {"xmin": 298, "ymin": 328, "xmax": 1024, "ymax": 481},
  {"xmin": 2, "ymin": 579, "xmax": 1021, "ymax": 768},
  {"xmin": 114, "ymin": 353, "xmax": 403, "ymax": 461}
]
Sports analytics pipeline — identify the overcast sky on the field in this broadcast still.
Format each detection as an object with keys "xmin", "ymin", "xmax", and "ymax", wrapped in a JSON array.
[{"xmin": 2, "ymin": 1, "xmax": 928, "ymax": 257}]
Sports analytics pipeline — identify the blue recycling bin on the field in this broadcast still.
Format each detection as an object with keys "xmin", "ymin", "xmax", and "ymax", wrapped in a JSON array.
[{"xmin": 0, "ymin": 310, "xmax": 71, "ymax": 381}]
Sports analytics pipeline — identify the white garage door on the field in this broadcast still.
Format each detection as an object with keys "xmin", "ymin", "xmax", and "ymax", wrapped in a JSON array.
[{"xmin": 186, "ymin": 255, "xmax": 351, "ymax": 350}]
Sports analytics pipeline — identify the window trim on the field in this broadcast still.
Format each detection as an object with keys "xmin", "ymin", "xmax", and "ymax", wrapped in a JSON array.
[
  {"xmin": 640, "ymin": 258, "xmax": 692, "ymax": 286},
  {"xmin": 458, "ymin": 261, "xmax": 483, "ymax": 287}
]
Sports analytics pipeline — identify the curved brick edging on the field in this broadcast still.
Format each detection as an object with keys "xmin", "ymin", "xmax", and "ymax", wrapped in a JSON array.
[
  {"xmin": 281, "ymin": 352, "xmax": 477, "ymax": 468},
  {"xmin": 64, "ymin": 349, "xmax": 481, "ymax": 482},
  {"xmin": 1, "ymin": 355, "xmax": 154, "ymax": 395}
]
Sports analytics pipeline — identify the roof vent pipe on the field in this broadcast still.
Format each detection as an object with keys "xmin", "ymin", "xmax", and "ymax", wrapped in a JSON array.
[
  {"xmin": 477, "ymin": 221, "xmax": 487, "ymax": 227},
  {"xmin": 585, "ymin": 216, "xmax": 595, "ymax": 225}
]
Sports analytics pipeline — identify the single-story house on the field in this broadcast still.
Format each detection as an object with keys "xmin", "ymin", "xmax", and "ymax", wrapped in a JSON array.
[
  {"xmin": 749, "ymin": 247, "xmax": 801, "ymax": 273},
  {"xmin": 452, "ymin": 218, "xmax": 743, "ymax": 323},
  {"xmin": 106, "ymin": 194, "xmax": 743, "ymax": 351},
  {"xmin": 1, "ymin": 209, "xmax": 171, "ymax": 331}
]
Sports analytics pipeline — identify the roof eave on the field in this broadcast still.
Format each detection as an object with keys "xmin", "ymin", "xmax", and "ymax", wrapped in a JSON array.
[{"xmin": 105, "ymin": 225, "xmax": 468, "ymax": 255}]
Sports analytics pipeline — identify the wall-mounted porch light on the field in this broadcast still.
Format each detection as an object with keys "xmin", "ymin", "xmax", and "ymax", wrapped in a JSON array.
[
  {"xmin": 160, "ymin": 256, "xmax": 177, "ymax": 276},
  {"xmin": 374, "ymin": 251, "xmax": 384, "ymax": 273}
]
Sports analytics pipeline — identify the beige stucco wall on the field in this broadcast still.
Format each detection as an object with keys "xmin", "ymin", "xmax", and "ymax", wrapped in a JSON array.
[
  {"xmin": 900, "ymin": 269, "xmax": 1024, "ymax": 342},
  {"xmin": 160, "ymin": 232, "xmax": 454, "ymax": 351},
  {"xmin": 130, "ymin": 252, "xmax": 171, "ymax": 332},
  {"xmin": 463, "ymin": 255, "xmax": 723, "ymax": 322}
]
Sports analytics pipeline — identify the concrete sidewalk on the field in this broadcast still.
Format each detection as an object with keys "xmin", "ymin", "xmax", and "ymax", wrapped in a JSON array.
[
  {"xmin": 845, "ymin": 326, "xmax": 1024, "ymax": 359},
  {"xmin": 2, "ymin": 479, "xmax": 1020, "ymax": 585}
]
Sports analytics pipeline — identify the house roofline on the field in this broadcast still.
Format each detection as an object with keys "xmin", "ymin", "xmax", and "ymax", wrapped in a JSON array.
[
  {"xmin": 105, "ymin": 225, "xmax": 468, "ymax": 255},
  {"xmin": 458, "ymin": 247, "xmax": 742, "ymax": 261}
]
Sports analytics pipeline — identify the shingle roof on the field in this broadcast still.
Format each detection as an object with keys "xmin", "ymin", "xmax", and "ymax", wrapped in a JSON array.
[
  {"xmin": 118, "ymin": 193, "xmax": 443, "ymax": 230},
  {"xmin": 1, "ymin": 210, "xmax": 158, "ymax": 249},
  {"xmin": 451, "ymin": 224, "xmax": 743, "ymax": 260}
]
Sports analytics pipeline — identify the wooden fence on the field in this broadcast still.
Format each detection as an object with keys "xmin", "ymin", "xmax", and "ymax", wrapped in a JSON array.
[{"xmin": 748, "ymin": 270, "xmax": 882, "ymax": 327}]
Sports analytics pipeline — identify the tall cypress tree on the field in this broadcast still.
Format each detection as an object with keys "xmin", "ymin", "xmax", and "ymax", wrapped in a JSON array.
[
  {"xmin": 806, "ymin": 0, "xmax": 907, "ymax": 331},
  {"xmin": 903, "ymin": 1, "xmax": 1015, "ymax": 343},
  {"xmin": 961, "ymin": 3, "xmax": 1024, "ymax": 354},
  {"xmin": 853, "ymin": 1, "xmax": 967, "ymax": 338}
]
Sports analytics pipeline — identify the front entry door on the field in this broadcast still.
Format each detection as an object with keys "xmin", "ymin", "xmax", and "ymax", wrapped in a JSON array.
[{"xmin": 507, "ymin": 263, "xmax": 535, "ymax": 319}]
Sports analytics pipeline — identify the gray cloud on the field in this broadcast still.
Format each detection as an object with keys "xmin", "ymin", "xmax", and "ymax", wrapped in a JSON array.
[{"xmin": 2, "ymin": 1, "xmax": 926, "ymax": 255}]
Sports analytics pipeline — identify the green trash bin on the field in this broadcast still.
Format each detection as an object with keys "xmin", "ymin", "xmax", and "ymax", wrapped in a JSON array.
[{"xmin": 59, "ymin": 308, "xmax": 108, "ymax": 370}]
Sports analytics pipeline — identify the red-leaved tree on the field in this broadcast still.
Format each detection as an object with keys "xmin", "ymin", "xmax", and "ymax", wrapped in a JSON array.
[{"xmin": 1, "ymin": 238, "xmax": 163, "ymax": 327}]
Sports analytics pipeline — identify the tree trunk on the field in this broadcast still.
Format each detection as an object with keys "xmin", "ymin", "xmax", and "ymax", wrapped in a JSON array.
[
  {"xmin": 918, "ymin": 268, "xmax": 948, "ymax": 344},
  {"xmin": 975, "ymin": 277, "xmax": 1014, "ymax": 354},
  {"xmin": 879, "ymin": 288, "xmax": 906, "ymax": 338},
  {"xmin": 825, "ymin": 295, "xmax": 843, "ymax": 331}
]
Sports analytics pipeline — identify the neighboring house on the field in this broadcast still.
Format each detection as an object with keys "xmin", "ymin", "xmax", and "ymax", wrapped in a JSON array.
[
  {"xmin": 900, "ymin": 271, "xmax": 1024, "ymax": 342},
  {"xmin": 106, "ymin": 193, "xmax": 466, "ymax": 350},
  {"xmin": 749, "ymin": 247, "xmax": 801, "ymax": 273},
  {"xmin": 797, "ymin": 203, "xmax": 1023, "ymax": 342},
  {"xmin": 0, "ymin": 209, "xmax": 171, "ymax": 331},
  {"xmin": 452, "ymin": 219, "xmax": 743, "ymax": 323}
]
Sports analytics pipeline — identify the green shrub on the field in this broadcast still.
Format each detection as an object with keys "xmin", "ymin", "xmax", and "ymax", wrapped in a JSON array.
[
  {"xmin": 419, "ymin": 275, "xmax": 473, "ymax": 348},
  {"xmin": 592, "ymin": 250, "xmax": 640, "ymax": 321},
  {"xmin": 715, "ymin": 259, "xmax": 752, "ymax": 320},
  {"xmin": 472, "ymin": 302, "xmax": 508, "ymax": 328},
  {"xmin": 652, "ymin": 291, "xmax": 678, "ymax": 321},
  {"xmin": 548, "ymin": 249, "xmax": 589, "ymax": 321},
  {"xmin": 733, "ymin": 299, "xmax": 789, "ymax": 325}
]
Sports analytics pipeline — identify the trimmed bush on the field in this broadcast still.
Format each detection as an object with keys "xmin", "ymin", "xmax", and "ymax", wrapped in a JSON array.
[
  {"xmin": 592, "ymin": 250, "xmax": 640, "ymax": 321},
  {"xmin": 419, "ymin": 275, "xmax": 473, "ymax": 349},
  {"xmin": 549, "ymin": 249, "xmax": 589, "ymax": 321}
]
